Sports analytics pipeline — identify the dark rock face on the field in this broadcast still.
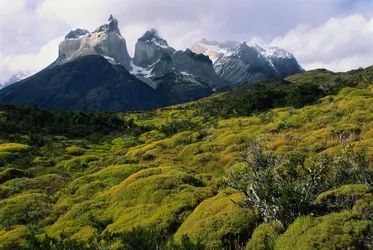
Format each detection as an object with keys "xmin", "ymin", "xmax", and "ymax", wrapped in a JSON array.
[
  {"xmin": 0, "ymin": 56, "xmax": 160, "ymax": 112},
  {"xmin": 65, "ymin": 29, "xmax": 90, "ymax": 39},
  {"xmin": 133, "ymin": 29, "xmax": 176, "ymax": 67},
  {"xmin": 155, "ymin": 73, "xmax": 213, "ymax": 105},
  {"xmin": 183, "ymin": 49, "xmax": 212, "ymax": 64},
  {"xmin": 171, "ymin": 50, "xmax": 230, "ymax": 91}
]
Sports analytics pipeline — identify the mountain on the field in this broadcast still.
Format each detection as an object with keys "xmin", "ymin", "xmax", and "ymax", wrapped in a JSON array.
[
  {"xmin": 0, "ymin": 16, "xmax": 302, "ymax": 112},
  {"xmin": 130, "ymin": 29, "xmax": 230, "ymax": 103},
  {"xmin": 0, "ymin": 56, "xmax": 159, "ymax": 112},
  {"xmin": 53, "ymin": 15, "xmax": 131, "ymax": 69},
  {"xmin": 1, "ymin": 71, "xmax": 32, "ymax": 89},
  {"xmin": 190, "ymin": 38, "xmax": 304, "ymax": 86},
  {"xmin": 0, "ymin": 17, "xmax": 229, "ymax": 111},
  {"xmin": 133, "ymin": 28, "xmax": 176, "ymax": 67}
]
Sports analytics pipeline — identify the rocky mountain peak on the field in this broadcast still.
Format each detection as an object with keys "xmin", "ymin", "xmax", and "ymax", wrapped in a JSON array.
[
  {"xmin": 138, "ymin": 29, "xmax": 171, "ymax": 49},
  {"xmin": 190, "ymin": 39, "xmax": 304, "ymax": 86},
  {"xmin": 1, "ymin": 71, "xmax": 33, "ymax": 90},
  {"xmin": 93, "ymin": 15, "xmax": 121, "ymax": 35},
  {"xmin": 53, "ymin": 15, "xmax": 131, "ymax": 69},
  {"xmin": 183, "ymin": 49, "xmax": 212, "ymax": 64},
  {"xmin": 133, "ymin": 29, "xmax": 175, "ymax": 67}
]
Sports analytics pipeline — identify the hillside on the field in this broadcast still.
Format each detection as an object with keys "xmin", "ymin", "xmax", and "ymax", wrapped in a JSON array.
[{"xmin": 1, "ymin": 67, "xmax": 373, "ymax": 249}]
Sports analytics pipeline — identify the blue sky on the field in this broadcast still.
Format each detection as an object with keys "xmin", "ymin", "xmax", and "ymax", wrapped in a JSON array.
[{"xmin": 1, "ymin": 0, "xmax": 373, "ymax": 82}]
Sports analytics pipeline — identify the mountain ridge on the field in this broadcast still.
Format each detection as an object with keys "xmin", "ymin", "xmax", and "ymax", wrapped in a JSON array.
[
  {"xmin": 190, "ymin": 38, "xmax": 304, "ymax": 86},
  {"xmin": 0, "ymin": 15, "xmax": 304, "ymax": 112}
]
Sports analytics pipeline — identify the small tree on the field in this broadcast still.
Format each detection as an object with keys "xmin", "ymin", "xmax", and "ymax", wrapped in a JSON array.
[
  {"xmin": 227, "ymin": 142, "xmax": 373, "ymax": 228},
  {"xmin": 226, "ymin": 142, "xmax": 330, "ymax": 227}
]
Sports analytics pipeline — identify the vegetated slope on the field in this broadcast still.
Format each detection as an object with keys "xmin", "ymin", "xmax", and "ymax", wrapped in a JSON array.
[{"xmin": 1, "ymin": 67, "xmax": 373, "ymax": 249}]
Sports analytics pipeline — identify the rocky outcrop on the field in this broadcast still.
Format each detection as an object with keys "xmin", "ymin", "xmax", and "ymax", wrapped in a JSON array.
[
  {"xmin": 133, "ymin": 29, "xmax": 175, "ymax": 67},
  {"xmin": 54, "ymin": 15, "xmax": 131, "ymax": 69}
]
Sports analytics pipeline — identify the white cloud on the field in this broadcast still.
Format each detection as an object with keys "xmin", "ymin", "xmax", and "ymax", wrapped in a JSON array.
[
  {"xmin": 271, "ymin": 14, "xmax": 373, "ymax": 71},
  {"xmin": 1, "ymin": 36, "xmax": 62, "ymax": 73}
]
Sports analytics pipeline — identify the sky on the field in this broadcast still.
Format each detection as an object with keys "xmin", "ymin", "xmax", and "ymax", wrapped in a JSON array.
[{"xmin": 1, "ymin": 0, "xmax": 373, "ymax": 83}]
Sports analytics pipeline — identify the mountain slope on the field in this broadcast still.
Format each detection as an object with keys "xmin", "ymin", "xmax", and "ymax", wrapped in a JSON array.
[
  {"xmin": 0, "ymin": 56, "xmax": 159, "ymax": 112},
  {"xmin": 1, "ymin": 71, "xmax": 32, "ymax": 90}
]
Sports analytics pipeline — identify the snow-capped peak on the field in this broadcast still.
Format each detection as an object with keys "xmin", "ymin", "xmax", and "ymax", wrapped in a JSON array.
[
  {"xmin": 1, "ymin": 71, "xmax": 33, "ymax": 89},
  {"xmin": 138, "ymin": 29, "xmax": 170, "ymax": 49},
  {"xmin": 190, "ymin": 39, "xmax": 240, "ymax": 63},
  {"xmin": 246, "ymin": 37, "xmax": 294, "ymax": 59}
]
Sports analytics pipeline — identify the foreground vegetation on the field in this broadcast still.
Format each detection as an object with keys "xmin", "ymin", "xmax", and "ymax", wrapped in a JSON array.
[{"xmin": 1, "ymin": 66, "xmax": 373, "ymax": 249}]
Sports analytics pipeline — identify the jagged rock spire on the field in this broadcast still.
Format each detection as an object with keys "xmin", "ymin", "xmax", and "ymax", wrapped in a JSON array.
[{"xmin": 93, "ymin": 14, "xmax": 121, "ymax": 35}]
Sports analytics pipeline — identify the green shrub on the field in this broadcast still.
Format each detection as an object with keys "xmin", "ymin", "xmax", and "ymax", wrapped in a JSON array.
[
  {"xmin": 246, "ymin": 222, "xmax": 283, "ymax": 250},
  {"xmin": 169, "ymin": 131, "xmax": 199, "ymax": 148},
  {"xmin": 0, "ymin": 193, "xmax": 51, "ymax": 229},
  {"xmin": 57, "ymin": 155, "xmax": 100, "ymax": 173},
  {"xmin": 0, "ymin": 143, "xmax": 30, "ymax": 153},
  {"xmin": 176, "ymin": 192, "xmax": 258, "ymax": 249},
  {"xmin": 0, "ymin": 168, "xmax": 29, "ymax": 184},
  {"xmin": 315, "ymin": 184, "xmax": 371, "ymax": 212},
  {"xmin": 274, "ymin": 211, "xmax": 373, "ymax": 250},
  {"xmin": 65, "ymin": 146, "xmax": 87, "ymax": 156}
]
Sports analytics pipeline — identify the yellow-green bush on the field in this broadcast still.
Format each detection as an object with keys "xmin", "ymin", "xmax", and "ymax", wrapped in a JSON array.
[
  {"xmin": 246, "ymin": 222, "xmax": 283, "ymax": 250},
  {"xmin": 175, "ymin": 191, "xmax": 259, "ymax": 249},
  {"xmin": 0, "ymin": 193, "xmax": 50, "ymax": 229},
  {"xmin": 65, "ymin": 146, "xmax": 87, "ymax": 156},
  {"xmin": 315, "ymin": 184, "xmax": 371, "ymax": 210},
  {"xmin": 0, "ymin": 143, "xmax": 30, "ymax": 153},
  {"xmin": 274, "ymin": 211, "xmax": 373, "ymax": 250},
  {"xmin": 0, "ymin": 226, "xmax": 29, "ymax": 249},
  {"xmin": 168, "ymin": 131, "xmax": 199, "ymax": 148},
  {"xmin": 2, "ymin": 174, "xmax": 65, "ymax": 196},
  {"xmin": 56, "ymin": 155, "xmax": 100, "ymax": 172},
  {"xmin": 0, "ymin": 168, "xmax": 29, "ymax": 184}
]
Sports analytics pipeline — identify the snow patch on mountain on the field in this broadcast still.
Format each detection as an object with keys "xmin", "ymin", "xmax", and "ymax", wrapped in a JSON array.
[
  {"xmin": 151, "ymin": 38, "xmax": 169, "ymax": 49},
  {"xmin": 130, "ymin": 61, "xmax": 156, "ymax": 79},
  {"xmin": 247, "ymin": 37, "xmax": 294, "ymax": 59},
  {"xmin": 181, "ymin": 71, "xmax": 193, "ymax": 77}
]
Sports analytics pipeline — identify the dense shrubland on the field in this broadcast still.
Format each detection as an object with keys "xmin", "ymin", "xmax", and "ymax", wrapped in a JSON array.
[{"xmin": 1, "ymin": 67, "xmax": 373, "ymax": 249}]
